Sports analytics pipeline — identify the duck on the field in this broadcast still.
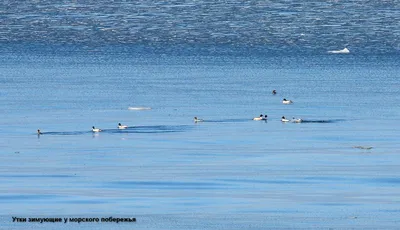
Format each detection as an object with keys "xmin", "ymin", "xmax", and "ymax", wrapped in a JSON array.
[
  {"xmin": 291, "ymin": 117, "xmax": 303, "ymax": 123},
  {"xmin": 281, "ymin": 116, "xmax": 290, "ymax": 122},
  {"xmin": 37, "ymin": 129, "xmax": 42, "ymax": 135},
  {"xmin": 92, "ymin": 126, "xmax": 102, "ymax": 132},
  {"xmin": 253, "ymin": 114, "xmax": 267, "ymax": 121},
  {"xmin": 272, "ymin": 90, "xmax": 277, "ymax": 95},
  {"xmin": 118, "ymin": 123, "xmax": 128, "ymax": 129},
  {"xmin": 194, "ymin": 117, "xmax": 204, "ymax": 122},
  {"xmin": 282, "ymin": 98, "xmax": 293, "ymax": 104}
]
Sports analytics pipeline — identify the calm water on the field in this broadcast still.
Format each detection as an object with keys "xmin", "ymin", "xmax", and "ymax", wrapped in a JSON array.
[
  {"xmin": 1, "ymin": 0, "xmax": 400, "ymax": 229},
  {"xmin": 1, "ymin": 48, "xmax": 399, "ymax": 229}
]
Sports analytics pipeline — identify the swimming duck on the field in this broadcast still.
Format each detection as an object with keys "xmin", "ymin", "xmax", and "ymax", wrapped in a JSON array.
[
  {"xmin": 272, "ymin": 90, "xmax": 277, "ymax": 95},
  {"xmin": 253, "ymin": 114, "xmax": 267, "ymax": 121},
  {"xmin": 37, "ymin": 129, "xmax": 42, "ymax": 135},
  {"xmin": 92, "ymin": 126, "xmax": 102, "ymax": 132},
  {"xmin": 118, "ymin": 123, "xmax": 128, "ymax": 129},
  {"xmin": 282, "ymin": 98, "xmax": 293, "ymax": 104},
  {"xmin": 291, "ymin": 117, "xmax": 303, "ymax": 123},
  {"xmin": 194, "ymin": 117, "xmax": 204, "ymax": 122},
  {"xmin": 281, "ymin": 116, "xmax": 290, "ymax": 122}
]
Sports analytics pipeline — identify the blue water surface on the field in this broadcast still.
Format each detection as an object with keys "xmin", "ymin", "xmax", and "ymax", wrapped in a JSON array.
[
  {"xmin": 0, "ymin": 47, "xmax": 399, "ymax": 229},
  {"xmin": 0, "ymin": 0, "xmax": 400, "ymax": 229}
]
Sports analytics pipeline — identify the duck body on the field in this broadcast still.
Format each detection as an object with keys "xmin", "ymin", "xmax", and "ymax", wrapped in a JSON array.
[
  {"xmin": 253, "ymin": 115, "xmax": 267, "ymax": 121},
  {"xmin": 281, "ymin": 116, "xmax": 290, "ymax": 122},
  {"xmin": 282, "ymin": 99, "xmax": 293, "ymax": 104},
  {"xmin": 292, "ymin": 118, "xmax": 303, "ymax": 123},
  {"xmin": 92, "ymin": 126, "xmax": 102, "ymax": 132},
  {"xmin": 118, "ymin": 123, "xmax": 128, "ymax": 129},
  {"xmin": 194, "ymin": 117, "xmax": 204, "ymax": 122}
]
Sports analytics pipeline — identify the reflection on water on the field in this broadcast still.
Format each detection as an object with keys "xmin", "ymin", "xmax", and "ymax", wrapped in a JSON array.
[{"xmin": 37, "ymin": 125, "xmax": 191, "ymax": 135}]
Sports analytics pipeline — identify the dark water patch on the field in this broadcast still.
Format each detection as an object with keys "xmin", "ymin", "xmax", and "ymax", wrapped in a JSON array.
[
  {"xmin": 353, "ymin": 146, "xmax": 373, "ymax": 150},
  {"xmin": 300, "ymin": 119, "xmax": 346, "ymax": 123},
  {"xmin": 36, "ymin": 125, "xmax": 190, "ymax": 135},
  {"xmin": 108, "ymin": 181, "xmax": 230, "ymax": 190},
  {"xmin": 113, "ymin": 125, "xmax": 190, "ymax": 134},
  {"xmin": 366, "ymin": 177, "xmax": 400, "ymax": 185},
  {"xmin": 38, "ymin": 131, "xmax": 90, "ymax": 135}
]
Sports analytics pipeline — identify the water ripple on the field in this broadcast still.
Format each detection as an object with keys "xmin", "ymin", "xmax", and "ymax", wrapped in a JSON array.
[
  {"xmin": 108, "ymin": 181, "xmax": 231, "ymax": 190},
  {"xmin": 1, "ymin": 0, "xmax": 399, "ymax": 54}
]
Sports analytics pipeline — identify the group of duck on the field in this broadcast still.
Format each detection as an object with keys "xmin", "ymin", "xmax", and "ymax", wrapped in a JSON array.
[
  {"xmin": 37, "ymin": 90, "xmax": 300, "ymax": 135},
  {"xmin": 37, "ymin": 123, "xmax": 128, "ymax": 134},
  {"xmin": 194, "ymin": 90, "xmax": 302, "ymax": 124},
  {"xmin": 256, "ymin": 90, "xmax": 303, "ymax": 123},
  {"xmin": 91, "ymin": 123, "xmax": 128, "ymax": 132},
  {"xmin": 92, "ymin": 123, "xmax": 128, "ymax": 133},
  {"xmin": 250, "ymin": 114, "xmax": 302, "ymax": 123}
]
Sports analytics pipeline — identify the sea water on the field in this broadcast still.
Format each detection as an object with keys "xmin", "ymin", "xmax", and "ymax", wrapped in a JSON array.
[
  {"xmin": 1, "ymin": 47, "xmax": 399, "ymax": 229},
  {"xmin": 1, "ymin": 0, "xmax": 400, "ymax": 229}
]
